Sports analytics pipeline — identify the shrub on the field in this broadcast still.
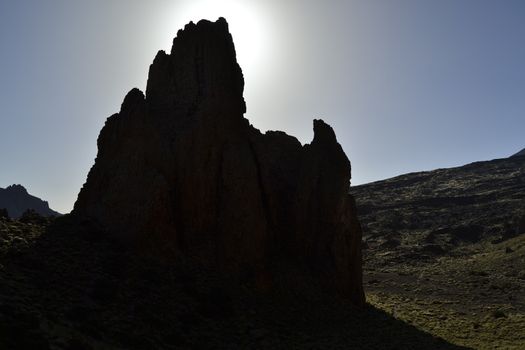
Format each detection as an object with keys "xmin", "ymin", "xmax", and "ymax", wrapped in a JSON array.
[
  {"xmin": 0, "ymin": 208, "xmax": 9, "ymax": 220},
  {"xmin": 518, "ymin": 213, "xmax": 525, "ymax": 234},
  {"xmin": 19, "ymin": 209, "xmax": 47, "ymax": 225},
  {"xmin": 491, "ymin": 309, "xmax": 506, "ymax": 319}
]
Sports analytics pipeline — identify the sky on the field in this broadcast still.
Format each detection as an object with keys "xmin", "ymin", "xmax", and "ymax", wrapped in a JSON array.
[{"xmin": 1, "ymin": 0, "xmax": 524, "ymax": 213}]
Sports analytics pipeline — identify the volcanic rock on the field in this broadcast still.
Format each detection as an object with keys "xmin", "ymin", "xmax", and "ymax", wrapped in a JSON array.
[{"xmin": 73, "ymin": 18, "xmax": 363, "ymax": 304}]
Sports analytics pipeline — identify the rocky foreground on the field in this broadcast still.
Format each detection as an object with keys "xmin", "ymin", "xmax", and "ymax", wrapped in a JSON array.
[
  {"xmin": 0, "ymin": 216, "xmax": 465, "ymax": 349},
  {"xmin": 353, "ymin": 155, "xmax": 525, "ymax": 349}
]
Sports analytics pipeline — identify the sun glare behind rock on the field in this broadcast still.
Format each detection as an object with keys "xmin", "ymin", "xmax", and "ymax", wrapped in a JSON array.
[{"xmin": 173, "ymin": 0, "xmax": 267, "ymax": 77}]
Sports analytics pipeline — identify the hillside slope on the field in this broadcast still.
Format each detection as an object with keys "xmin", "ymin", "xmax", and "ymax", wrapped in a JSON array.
[
  {"xmin": 353, "ymin": 156, "xmax": 525, "ymax": 257},
  {"xmin": 352, "ymin": 156, "xmax": 525, "ymax": 349}
]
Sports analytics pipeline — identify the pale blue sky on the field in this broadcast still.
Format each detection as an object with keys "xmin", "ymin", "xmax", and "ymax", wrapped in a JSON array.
[{"xmin": 1, "ymin": 0, "xmax": 524, "ymax": 213}]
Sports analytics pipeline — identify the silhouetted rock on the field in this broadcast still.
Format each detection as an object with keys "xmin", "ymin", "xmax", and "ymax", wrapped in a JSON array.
[
  {"xmin": 73, "ymin": 18, "xmax": 363, "ymax": 304},
  {"xmin": 0, "ymin": 184, "xmax": 60, "ymax": 219}
]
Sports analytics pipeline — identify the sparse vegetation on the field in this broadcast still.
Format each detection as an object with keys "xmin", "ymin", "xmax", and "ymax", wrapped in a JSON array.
[
  {"xmin": 354, "ymin": 155, "xmax": 525, "ymax": 349},
  {"xmin": 365, "ymin": 235, "xmax": 525, "ymax": 349},
  {"xmin": 19, "ymin": 209, "xmax": 49, "ymax": 225}
]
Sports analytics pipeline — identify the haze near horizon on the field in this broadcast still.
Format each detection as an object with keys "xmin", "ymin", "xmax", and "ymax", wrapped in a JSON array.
[{"xmin": 1, "ymin": 0, "xmax": 524, "ymax": 213}]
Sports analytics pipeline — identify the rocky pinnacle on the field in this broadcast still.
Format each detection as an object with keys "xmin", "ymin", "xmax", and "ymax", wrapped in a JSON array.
[{"xmin": 74, "ymin": 18, "xmax": 364, "ymax": 305}]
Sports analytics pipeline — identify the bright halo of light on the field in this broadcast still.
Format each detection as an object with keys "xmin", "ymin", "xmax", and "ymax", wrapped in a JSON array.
[{"xmin": 170, "ymin": 0, "xmax": 267, "ymax": 76}]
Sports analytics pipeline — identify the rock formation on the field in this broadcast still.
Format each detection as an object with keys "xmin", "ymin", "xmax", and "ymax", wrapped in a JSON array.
[
  {"xmin": 0, "ymin": 184, "xmax": 60, "ymax": 218},
  {"xmin": 74, "ymin": 18, "xmax": 364, "ymax": 304}
]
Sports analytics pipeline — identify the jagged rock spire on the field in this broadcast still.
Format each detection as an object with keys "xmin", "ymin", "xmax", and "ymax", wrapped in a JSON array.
[{"xmin": 74, "ymin": 18, "xmax": 364, "ymax": 305}]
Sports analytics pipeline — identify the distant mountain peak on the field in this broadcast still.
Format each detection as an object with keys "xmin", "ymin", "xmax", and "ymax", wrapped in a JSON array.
[
  {"xmin": 5, "ymin": 184, "xmax": 28, "ymax": 194},
  {"xmin": 511, "ymin": 148, "xmax": 525, "ymax": 157},
  {"xmin": 0, "ymin": 184, "xmax": 60, "ymax": 218}
]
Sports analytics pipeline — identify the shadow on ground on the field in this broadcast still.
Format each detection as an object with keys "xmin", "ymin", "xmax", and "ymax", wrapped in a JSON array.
[{"xmin": 0, "ymin": 217, "xmax": 470, "ymax": 349}]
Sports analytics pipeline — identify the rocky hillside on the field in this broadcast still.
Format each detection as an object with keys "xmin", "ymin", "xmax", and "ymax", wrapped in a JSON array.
[
  {"xmin": 352, "ymin": 156, "xmax": 525, "ymax": 349},
  {"xmin": 0, "ymin": 185, "xmax": 60, "ymax": 219},
  {"xmin": 353, "ymin": 155, "xmax": 525, "ymax": 260}
]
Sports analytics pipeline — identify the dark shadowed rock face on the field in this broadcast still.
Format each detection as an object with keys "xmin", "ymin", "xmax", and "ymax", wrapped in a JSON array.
[
  {"xmin": 0, "ymin": 184, "xmax": 60, "ymax": 218},
  {"xmin": 74, "ymin": 18, "xmax": 363, "ymax": 304}
]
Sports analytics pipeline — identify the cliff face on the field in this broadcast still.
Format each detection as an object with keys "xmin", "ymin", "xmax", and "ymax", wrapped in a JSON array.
[
  {"xmin": 74, "ymin": 18, "xmax": 363, "ymax": 304},
  {"xmin": 0, "ymin": 184, "xmax": 60, "ymax": 218}
]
